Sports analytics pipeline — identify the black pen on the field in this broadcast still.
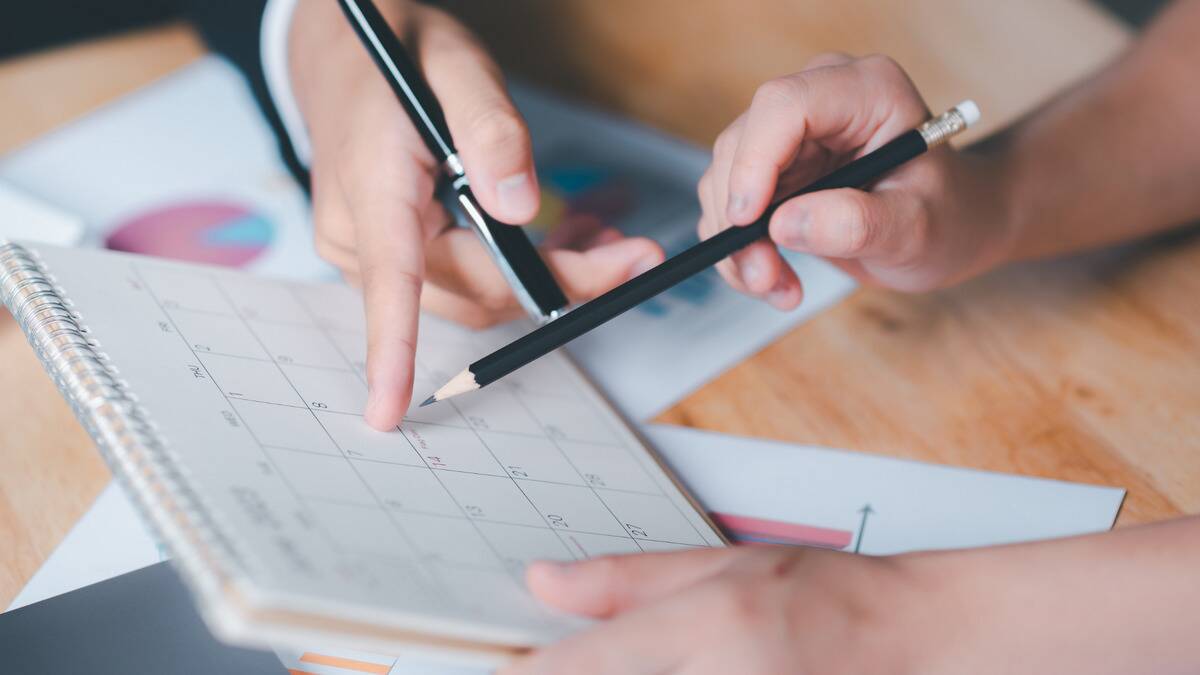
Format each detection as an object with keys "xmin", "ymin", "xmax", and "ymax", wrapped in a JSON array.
[
  {"xmin": 421, "ymin": 100, "xmax": 981, "ymax": 405},
  {"xmin": 337, "ymin": 0, "xmax": 568, "ymax": 322}
]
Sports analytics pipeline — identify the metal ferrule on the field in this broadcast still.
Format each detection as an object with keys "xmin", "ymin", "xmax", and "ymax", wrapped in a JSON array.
[
  {"xmin": 455, "ymin": 193, "xmax": 549, "ymax": 321},
  {"xmin": 442, "ymin": 153, "xmax": 466, "ymax": 178},
  {"xmin": 917, "ymin": 108, "xmax": 969, "ymax": 148}
]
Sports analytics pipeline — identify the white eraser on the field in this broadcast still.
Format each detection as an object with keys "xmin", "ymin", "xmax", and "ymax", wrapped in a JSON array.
[{"xmin": 955, "ymin": 100, "xmax": 981, "ymax": 127}]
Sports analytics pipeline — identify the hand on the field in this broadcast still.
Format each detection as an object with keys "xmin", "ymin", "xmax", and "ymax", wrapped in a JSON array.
[
  {"xmin": 500, "ymin": 546, "xmax": 933, "ymax": 675},
  {"xmin": 698, "ymin": 53, "xmax": 1016, "ymax": 309},
  {"xmin": 288, "ymin": 0, "xmax": 664, "ymax": 430}
]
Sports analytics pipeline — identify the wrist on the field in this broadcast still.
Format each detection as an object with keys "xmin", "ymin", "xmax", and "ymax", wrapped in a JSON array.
[{"xmin": 962, "ymin": 131, "xmax": 1034, "ymax": 268}]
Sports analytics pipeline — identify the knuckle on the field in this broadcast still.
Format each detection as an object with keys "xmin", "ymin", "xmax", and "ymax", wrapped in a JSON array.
[
  {"xmin": 839, "ymin": 196, "xmax": 876, "ymax": 255},
  {"xmin": 752, "ymin": 77, "xmax": 804, "ymax": 110},
  {"xmin": 713, "ymin": 126, "xmax": 738, "ymax": 157},
  {"xmin": 459, "ymin": 310, "xmax": 499, "ymax": 330},
  {"xmin": 715, "ymin": 582, "xmax": 768, "ymax": 631},
  {"xmin": 314, "ymin": 236, "xmax": 349, "ymax": 266},
  {"xmin": 696, "ymin": 171, "xmax": 713, "ymax": 206},
  {"xmin": 467, "ymin": 106, "xmax": 529, "ymax": 153},
  {"xmin": 805, "ymin": 50, "xmax": 852, "ymax": 69},
  {"xmin": 475, "ymin": 284, "xmax": 514, "ymax": 313},
  {"xmin": 902, "ymin": 197, "xmax": 934, "ymax": 263},
  {"xmin": 859, "ymin": 53, "xmax": 904, "ymax": 78},
  {"xmin": 590, "ymin": 556, "xmax": 629, "ymax": 588}
]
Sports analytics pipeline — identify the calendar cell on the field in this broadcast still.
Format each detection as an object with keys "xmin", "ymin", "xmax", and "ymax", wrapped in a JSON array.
[
  {"xmin": 267, "ymin": 448, "xmax": 376, "ymax": 506},
  {"xmin": 250, "ymin": 320, "xmax": 347, "ymax": 369},
  {"xmin": 281, "ymin": 364, "xmax": 368, "ymax": 415},
  {"xmin": 317, "ymin": 410, "xmax": 423, "ymax": 464},
  {"xmin": 401, "ymin": 422, "xmax": 504, "ymax": 476},
  {"xmin": 476, "ymin": 432, "xmax": 585, "ymax": 486},
  {"xmin": 555, "ymin": 439, "xmax": 660, "ymax": 493},
  {"xmin": 200, "ymin": 353, "xmax": 304, "ymax": 406},
  {"xmin": 595, "ymin": 490, "xmax": 708, "ymax": 545},
  {"xmin": 233, "ymin": 399, "xmax": 337, "ymax": 454},
  {"xmin": 436, "ymin": 472, "xmax": 546, "ymax": 527},
  {"xmin": 517, "ymin": 481, "xmax": 627, "ymax": 537},
  {"xmin": 352, "ymin": 461, "xmax": 461, "ymax": 516}
]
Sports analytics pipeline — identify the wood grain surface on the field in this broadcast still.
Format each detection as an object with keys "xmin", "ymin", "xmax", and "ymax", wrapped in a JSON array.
[{"xmin": 3, "ymin": 3, "xmax": 1178, "ymax": 612}]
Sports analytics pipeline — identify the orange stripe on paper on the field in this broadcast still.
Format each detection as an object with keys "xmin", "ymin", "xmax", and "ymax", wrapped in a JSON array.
[
  {"xmin": 299, "ymin": 653, "xmax": 392, "ymax": 674},
  {"xmin": 288, "ymin": 670, "xmax": 319, "ymax": 675}
]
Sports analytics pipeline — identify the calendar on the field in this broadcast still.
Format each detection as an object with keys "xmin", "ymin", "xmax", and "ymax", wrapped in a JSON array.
[{"xmin": 1, "ymin": 242, "xmax": 723, "ymax": 659}]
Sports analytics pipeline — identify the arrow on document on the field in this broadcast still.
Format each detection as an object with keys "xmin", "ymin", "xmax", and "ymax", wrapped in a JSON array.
[{"xmin": 852, "ymin": 504, "xmax": 874, "ymax": 554}]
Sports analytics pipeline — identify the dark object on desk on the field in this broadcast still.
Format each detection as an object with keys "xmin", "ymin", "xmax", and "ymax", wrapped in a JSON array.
[
  {"xmin": 422, "ymin": 101, "xmax": 981, "ymax": 405},
  {"xmin": 337, "ymin": 0, "xmax": 569, "ymax": 322},
  {"xmin": 0, "ymin": 562, "xmax": 287, "ymax": 675}
]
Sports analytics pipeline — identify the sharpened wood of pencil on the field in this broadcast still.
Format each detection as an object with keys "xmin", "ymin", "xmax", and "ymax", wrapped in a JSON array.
[{"xmin": 420, "ymin": 101, "xmax": 981, "ymax": 406}]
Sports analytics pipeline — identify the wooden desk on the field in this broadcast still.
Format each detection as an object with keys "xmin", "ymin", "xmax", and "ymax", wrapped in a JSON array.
[{"xmin": 4, "ymin": 2, "xmax": 1185, "ymax": 610}]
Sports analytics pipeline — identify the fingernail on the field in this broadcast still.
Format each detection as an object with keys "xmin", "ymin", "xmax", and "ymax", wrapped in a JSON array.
[
  {"xmin": 496, "ymin": 172, "xmax": 537, "ymax": 218},
  {"xmin": 767, "ymin": 287, "xmax": 796, "ymax": 310},
  {"xmin": 777, "ymin": 208, "xmax": 811, "ymax": 246},
  {"xmin": 739, "ymin": 259, "xmax": 765, "ymax": 290},
  {"xmin": 628, "ymin": 255, "xmax": 659, "ymax": 280},
  {"xmin": 727, "ymin": 194, "xmax": 750, "ymax": 221}
]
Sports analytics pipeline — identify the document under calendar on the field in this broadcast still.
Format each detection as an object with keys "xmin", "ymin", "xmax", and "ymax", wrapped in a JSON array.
[{"xmin": 0, "ymin": 241, "xmax": 724, "ymax": 664}]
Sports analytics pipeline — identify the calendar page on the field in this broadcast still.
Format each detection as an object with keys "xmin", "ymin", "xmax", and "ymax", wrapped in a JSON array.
[{"xmin": 28, "ymin": 243, "xmax": 723, "ymax": 651}]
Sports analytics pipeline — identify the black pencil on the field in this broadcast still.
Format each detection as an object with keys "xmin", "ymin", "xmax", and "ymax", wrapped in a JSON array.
[
  {"xmin": 337, "ymin": 0, "xmax": 568, "ymax": 321},
  {"xmin": 421, "ymin": 100, "xmax": 980, "ymax": 406}
]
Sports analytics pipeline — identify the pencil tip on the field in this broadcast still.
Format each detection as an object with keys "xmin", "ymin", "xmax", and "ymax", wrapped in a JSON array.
[{"xmin": 419, "ymin": 395, "xmax": 437, "ymax": 408}]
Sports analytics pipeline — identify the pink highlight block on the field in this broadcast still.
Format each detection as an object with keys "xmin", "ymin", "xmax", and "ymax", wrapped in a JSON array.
[{"xmin": 712, "ymin": 512, "xmax": 854, "ymax": 550}]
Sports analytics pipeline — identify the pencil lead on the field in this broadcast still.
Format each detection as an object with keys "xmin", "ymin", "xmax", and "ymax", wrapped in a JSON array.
[{"xmin": 419, "ymin": 395, "xmax": 437, "ymax": 408}]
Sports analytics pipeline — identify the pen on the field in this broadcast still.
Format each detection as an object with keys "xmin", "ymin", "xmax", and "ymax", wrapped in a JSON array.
[
  {"xmin": 337, "ymin": 0, "xmax": 569, "ymax": 322},
  {"xmin": 421, "ymin": 100, "xmax": 981, "ymax": 405}
]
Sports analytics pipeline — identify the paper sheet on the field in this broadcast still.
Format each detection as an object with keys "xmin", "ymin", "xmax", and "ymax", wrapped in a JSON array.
[
  {"xmin": 647, "ymin": 425, "xmax": 1125, "ymax": 555},
  {"xmin": 0, "ymin": 58, "xmax": 334, "ymax": 281},
  {"xmin": 0, "ymin": 181, "xmax": 85, "ymax": 246}
]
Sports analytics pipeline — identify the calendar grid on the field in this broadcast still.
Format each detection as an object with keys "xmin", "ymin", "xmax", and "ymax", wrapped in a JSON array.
[
  {"xmin": 209, "ymin": 277, "xmax": 444, "ymax": 593},
  {"xmin": 130, "ymin": 265, "xmax": 349, "ymax": 567},
  {"xmin": 128, "ymin": 258, "xmax": 713, "ymax": 616},
  {"xmin": 282, "ymin": 285, "xmax": 573, "ymax": 582}
]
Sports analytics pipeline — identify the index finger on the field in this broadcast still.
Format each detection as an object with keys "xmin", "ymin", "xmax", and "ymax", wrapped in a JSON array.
[
  {"xmin": 526, "ymin": 548, "xmax": 739, "ymax": 618},
  {"xmin": 350, "ymin": 183, "xmax": 426, "ymax": 431},
  {"xmin": 726, "ymin": 56, "xmax": 927, "ymax": 224}
]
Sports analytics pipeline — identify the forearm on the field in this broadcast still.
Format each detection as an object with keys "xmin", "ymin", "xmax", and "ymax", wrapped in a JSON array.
[
  {"xmin": 914, "ymin": 515, "xmax": 1200, "ymax": 674},
  {"xmin": 982, "ymin": 0, "xmax": 1200, "ymax": 261}
]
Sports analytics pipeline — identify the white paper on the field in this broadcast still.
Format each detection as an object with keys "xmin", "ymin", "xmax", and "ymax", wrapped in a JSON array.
[
  {"xmin": 0, "ymin": 181, "xmax": 86, "ymax": 246},
  {"xmin": 6, "ymin": 482, "xmax": 164, "ymax": 612},
  {"xmin": 0, "ymin": 58, "xmax": 334, "ymax": 281},
  {"xmin": 646, "ymin": 425, "xmax": 1125, "ymax": 555}
]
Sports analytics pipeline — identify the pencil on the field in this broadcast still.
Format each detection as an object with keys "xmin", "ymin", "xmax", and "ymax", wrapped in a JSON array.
[
  {"xmin": 337, "ymin": 0, "xmax": 568, "ymax": 322},
  {"xmin": 421, "ymin": 100, "xmax": 981, "ymax": 406}
]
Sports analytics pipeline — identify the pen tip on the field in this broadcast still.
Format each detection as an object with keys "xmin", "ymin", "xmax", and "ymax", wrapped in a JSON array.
[{"xmin": 419, "ymin": 395, "xmax": 437, "ymax": 408}]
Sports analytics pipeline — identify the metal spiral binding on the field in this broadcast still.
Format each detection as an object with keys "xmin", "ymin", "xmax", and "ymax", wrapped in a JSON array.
[{"xmin": 0, "ymin": 241, "xmax": 244, "ymax": 617}]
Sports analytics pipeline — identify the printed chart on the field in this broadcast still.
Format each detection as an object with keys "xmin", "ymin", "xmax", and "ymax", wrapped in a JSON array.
[{"xmin": 105, "ymin": 200, "xmax": 274, "ymax": 267}]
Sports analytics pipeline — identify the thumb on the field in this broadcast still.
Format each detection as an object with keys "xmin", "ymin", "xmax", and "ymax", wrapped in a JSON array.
[
  {"xmin": 768, "ymin": 187, "xmax": 918, "ymax": 264},
  {"xmin": 415, "ymin": 7, "xmax": 539, "ymax": 224},
  {"xmin": 526, "ymin": 549, "xmax": 736, "ymax": 619}
]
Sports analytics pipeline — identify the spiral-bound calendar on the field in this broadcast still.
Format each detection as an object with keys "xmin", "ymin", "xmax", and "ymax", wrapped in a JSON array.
[{"xmin": 0, "ymin": 241, "xmax": 724, "ymax": 663}]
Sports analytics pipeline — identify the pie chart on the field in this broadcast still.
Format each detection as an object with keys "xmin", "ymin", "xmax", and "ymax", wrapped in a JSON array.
[{"xmin": 105, "ymin": 200, "xmax": 274, "ymax": 267}]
